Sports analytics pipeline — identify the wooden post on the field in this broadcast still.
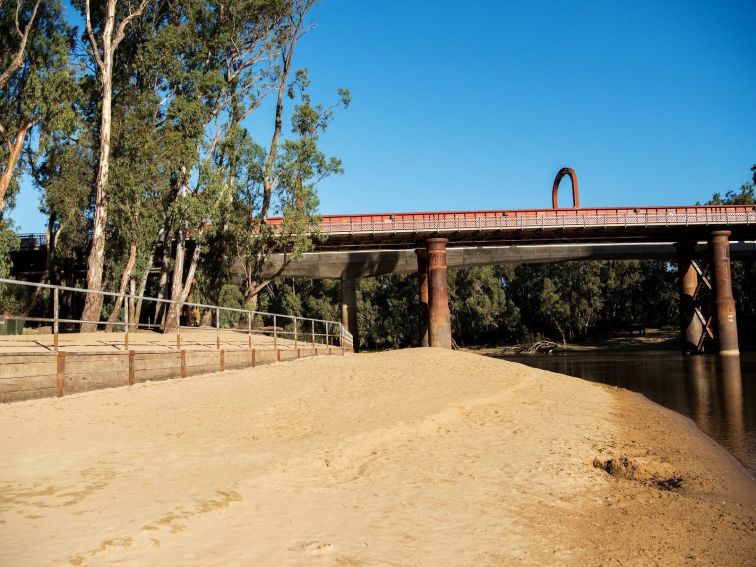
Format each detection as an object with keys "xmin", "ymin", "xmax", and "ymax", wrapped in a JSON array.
[
  {"xmin": 251, "ymin": 348, "xmax": 256, "ymax": 368},
  {"xmin": 297, "ymin": 348, "xmax": 301, "ymax": 359},
  {"xmin": 311, "ymin": 320, "xmax": 315, "ymax": 347},
  {"xmin": 56, "ymin": 351, "xmax": 66, "ymax": 397},
  {"xmin": 325, "ymin": 322, "xmax": 329, "ymax": 347},
  {"xmin": 273, "ymin": 315, "xmax": 277, "ymax": 349},
  {"xmin": 276, "ymin": 349, "xmax": 281, "ymax": 362},
  {"xmin": 128, "ymin": 350, "xmax": 135, "ymax": 385},
  {"xmin": 53, "ymin": 287, "xmax": 59, "ymax": 351},
  {"xmin": 248, "ymin": 312, "xmax": 252, "ymax": 349},
  {"xmin": 294, "ymin": 318, "xmax": 298, "ymax": 349},
  {"xmin": 220, "ymin": 348, "xmax": 225, "ymax": 372},
  {"xmin": 180, "ymin": 349, "xmax": 187, "ymax": 378}
]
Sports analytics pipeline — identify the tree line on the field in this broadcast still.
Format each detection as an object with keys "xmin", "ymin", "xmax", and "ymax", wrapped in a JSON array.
[{"xmin": 1, "ymin": 0, "xmax": 348, "ymax": 329}]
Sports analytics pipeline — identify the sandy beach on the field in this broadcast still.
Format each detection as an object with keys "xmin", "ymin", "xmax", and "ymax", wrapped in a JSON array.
[{"xmin": 1, "ymin": 348, "xmax": 754, "ymax": 566}]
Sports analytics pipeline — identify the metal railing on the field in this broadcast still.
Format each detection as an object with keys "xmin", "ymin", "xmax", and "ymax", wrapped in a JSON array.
[
  {"xmin": 0, "ymin": 277, "xmax": 353, "ymax": 353},
  {"xmin": 312, "ymin": 210, "xmax": 756, "ymax": 235}
]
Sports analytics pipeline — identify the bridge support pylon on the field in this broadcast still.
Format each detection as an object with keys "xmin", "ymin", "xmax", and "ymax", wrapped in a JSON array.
[
  {"xmin": 340, "ymin": 274, "xmax": 359, "ymax": 352},
  {"xmin": 415, "ymin": 248, "xmax": 430, "ymax": 347},
  {"xmin": 710, "ymin": 231, "xmax": 739, "ymax": 355},
  {"xmin": 427, "ymin": 238, "xmax": 452, "ymax": 349},
  {"xmin": 675, "ymin": 242, "xmax": 706, "ymax": 353}
]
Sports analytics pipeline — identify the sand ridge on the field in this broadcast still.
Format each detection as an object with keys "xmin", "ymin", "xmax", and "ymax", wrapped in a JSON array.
[{"xmin": 0, "ymin": 348, "xmax": 753, "ymax": 565}]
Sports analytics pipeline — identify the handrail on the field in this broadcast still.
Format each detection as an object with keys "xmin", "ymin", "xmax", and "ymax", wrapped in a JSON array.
[{"xmin": 0, "ymin": 277, "xmax": 353, "ymax": 352}]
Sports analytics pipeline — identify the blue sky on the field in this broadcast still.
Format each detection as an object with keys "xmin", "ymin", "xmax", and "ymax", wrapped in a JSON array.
[{"xmin": 10, "ymin": 0, "xmax": 756, "ymax": 232}]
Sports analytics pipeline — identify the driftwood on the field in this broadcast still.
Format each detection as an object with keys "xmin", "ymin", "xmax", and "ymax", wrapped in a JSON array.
[{"xmin": 516, "ymin": 340, "xmax": 560, "ymax": 354}]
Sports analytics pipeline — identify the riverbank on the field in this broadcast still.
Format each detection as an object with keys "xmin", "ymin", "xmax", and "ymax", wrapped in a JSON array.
[
  {"xmin": 1, "ymin": 349, "xmax": 753, "ymax": 565},
  {"xmin": 470, "ymin": 328, "xmax": 680, "ymax": 356}
]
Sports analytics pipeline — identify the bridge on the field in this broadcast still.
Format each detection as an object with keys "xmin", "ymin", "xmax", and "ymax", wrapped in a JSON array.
[{"xmin": 268, "ymin": 169, "xmax": 756, "ymax": 355}]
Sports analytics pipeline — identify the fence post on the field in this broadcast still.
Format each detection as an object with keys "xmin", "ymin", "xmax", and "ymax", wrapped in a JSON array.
[
  {"xmin": 216, "ymin": 306, "xmax": 221, "ymax": 349},
  {"xmin": 181, "ymin": 349, "xmax": 187, "ymax": 378},
  {"xmin": 294, "ymin": 318, "xmax": 298, "ymax": 348},
  {"xmin": 311, "ymin": 320, "xmax": 315, "ymax": 347},
  {"xmin": 128, "ymin": 350, "xmax": 135, "ymax": 385},
  {"xmin": 248, "ymin": 311, "xmax": 252, "ymax": 349},
  {"xmin": 273, "ymin": 314, "xmax": 277, "ymax": 349},
  {"xmin": 56, "ymin": 351, "xmax": 66, "ymax": 397},
  {"xmin": 325, "ymin": 322, "xmax": 329, "ymax": 347},
  {"xmin": 53, "ymin": 287, "xmax": 59, "ymax": 351},
  {"xmin": 220, "ymin": 348, "xmax": 225, "ymax": 372}
]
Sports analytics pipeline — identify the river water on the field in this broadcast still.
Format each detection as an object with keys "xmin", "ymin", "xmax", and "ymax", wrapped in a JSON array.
[{"xmin": 501, "ymin": 351, "xmax": 756, "ymax": 477}]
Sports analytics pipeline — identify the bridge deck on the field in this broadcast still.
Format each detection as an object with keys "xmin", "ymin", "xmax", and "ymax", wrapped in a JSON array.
[{"xmin": 266, "ymin": 205, "xmax": 756, "ymax": 250}]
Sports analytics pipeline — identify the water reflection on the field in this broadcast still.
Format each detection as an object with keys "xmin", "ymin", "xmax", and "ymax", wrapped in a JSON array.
[{"xmin": 502, "ymin": 351, "xmax": 755, "ymax": 477}]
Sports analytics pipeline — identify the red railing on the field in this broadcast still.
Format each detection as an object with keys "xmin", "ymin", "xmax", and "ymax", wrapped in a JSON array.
[{"xmin": 268, "ymin": 205, "xmax": 756, "ymax": 235}]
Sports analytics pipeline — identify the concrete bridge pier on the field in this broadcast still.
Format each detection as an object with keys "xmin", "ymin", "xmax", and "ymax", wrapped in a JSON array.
[
  {"xmin": 675, "ymin": 242, "xmax": 705, "ymax": 353},
  {"xmin": 415, "ymin": 248, "xmax": 430, "ymax": 346},
  {"xmin": 340, "ymin": 274, "xmax": 358, "ymax": 351},
  {"xmin": 710, "ymin": 231, "xmax": 739, "ymax": 355},
  {"xmin": 427, "ymin": 238, "xmax": 452, "ymax": 349}
]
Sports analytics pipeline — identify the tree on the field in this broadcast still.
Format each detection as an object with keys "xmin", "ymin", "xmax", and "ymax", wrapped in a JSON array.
[
  {"xmin": 0, "ymin": 0, "xmax": 40, "ymax": 90},
  {"xmin": 79, "ymin": 0, "xmax": 151, "ymax": 331},
  {"xmin": 0, "ymin": 0, "xmax": 77, "ymax": 213}
]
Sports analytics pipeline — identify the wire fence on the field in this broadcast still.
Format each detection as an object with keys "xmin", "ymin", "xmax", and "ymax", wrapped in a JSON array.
[{"xmin": 0, "ymin": 277, "xmax": 353, "ymax": 353}]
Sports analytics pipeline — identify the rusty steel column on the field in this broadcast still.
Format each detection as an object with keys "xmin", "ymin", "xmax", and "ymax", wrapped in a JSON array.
[
  {"xmin": 340, "ymin": 274, "xmax": 359, "ymax": 352},
  {"xmin": 710, "ymin": 231, "xmax": 739, "ymax": 355},
  {"xmin": 427, "ymin": 238, "xmax": 452, "ymax": 348},
  {"xmin": 415, "ymin": 248, "xmax": 430, "ymax": 347},
  {"xmin": 675, "ymin": 242, "xmax": 704, "ymax": 353}
]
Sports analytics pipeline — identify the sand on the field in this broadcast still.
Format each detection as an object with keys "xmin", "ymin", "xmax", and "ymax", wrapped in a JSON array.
[{"xmin": 1, "ymin": 349, "xmax": 754, "ymax": 566}]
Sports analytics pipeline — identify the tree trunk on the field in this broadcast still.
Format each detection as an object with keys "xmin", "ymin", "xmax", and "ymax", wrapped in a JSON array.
[
  {"xmin": 80, "ymin": 8, "xmax": 116, "ymax": 331},
  {"xmin": 163, "ymin": 230, "xmax": 185, "ymax": 332},
  {"xmin": 153, "ymin": 226, "xmax": 172, "ymax": 324},
  {"xmin": 105, "ymin": 240, "xmax": 137, "ymax": 330},
  {"xmin": 133, "ymin": 266, "xmax": 149, "ymax": 328},
  {"xmin": 164, "ymin": 237, "xmax": 201, "ymax": 332},
  {"xmin": 0, "ymin": 120, "xmax": 34, "ymax": 213}
]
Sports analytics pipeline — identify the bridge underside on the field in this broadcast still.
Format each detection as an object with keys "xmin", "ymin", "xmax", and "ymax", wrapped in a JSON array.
[
  {"xmin": 266, "ymin": 241, "xmax": 756, "ymax": 280},
  {"xmin": 270, "ymin": 236, "xmax": 753, "ymax": 356}
]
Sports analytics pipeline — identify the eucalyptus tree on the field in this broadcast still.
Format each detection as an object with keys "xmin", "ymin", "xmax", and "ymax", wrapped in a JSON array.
[
  {"xmin": 155, "ymin": 0, "xmax": 289, "ymax": 329},
  {"xmin": 78, "ymin": 0, "xmax": 151, "ymax": 330},
  {"xmin": 160, "ymin": 0, "xmax": 350, "ymax": 328},
  {"xmin": 0, "ymin": 0, "xmax": 77, "ymax": 213},
  {"xmin": 0, "ymin": 0, "xmax": 40, "ymax": 90}
]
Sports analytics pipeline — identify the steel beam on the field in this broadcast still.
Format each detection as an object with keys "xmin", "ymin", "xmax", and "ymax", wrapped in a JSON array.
[
  {"xmin": 710, "ymin": 231, "xmax": 739, "ymax": 355},
  {"xmin": 415, "ymin": 248, "xmax": 430, "ymax": 347},
  {"xmin": 340, "ymin": 274, "xmax": 359, "ymax": 352},
  {"xmin": 675, "ymin": 242, "xmax": 705, "ymax": 353},
  {"xmin": 427, "ymin": 238, "xmax": 452, "ymax": 349}
]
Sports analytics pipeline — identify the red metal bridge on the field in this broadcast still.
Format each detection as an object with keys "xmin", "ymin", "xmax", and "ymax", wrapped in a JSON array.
[
  {"xmin": 277, "ymin": 204, "xmax": 756, "ymax": 250},
  {"xmin": 269, "ymin": 169, "xmax": 755, "ymax": 355}
]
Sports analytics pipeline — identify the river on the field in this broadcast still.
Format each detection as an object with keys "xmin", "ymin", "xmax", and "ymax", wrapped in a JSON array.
[{"xmin": 501, "ymin": 351, "xmax": 756, "ymax": 477}]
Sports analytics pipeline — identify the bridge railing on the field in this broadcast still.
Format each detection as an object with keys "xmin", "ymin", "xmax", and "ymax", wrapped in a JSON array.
[
  {"xmin": 0, "ymin": 277, "xmax": 353, "ymax": 353},
  {"xmin": 313, "ymin": 209, "xmax": 756, "ymax": 235}
]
